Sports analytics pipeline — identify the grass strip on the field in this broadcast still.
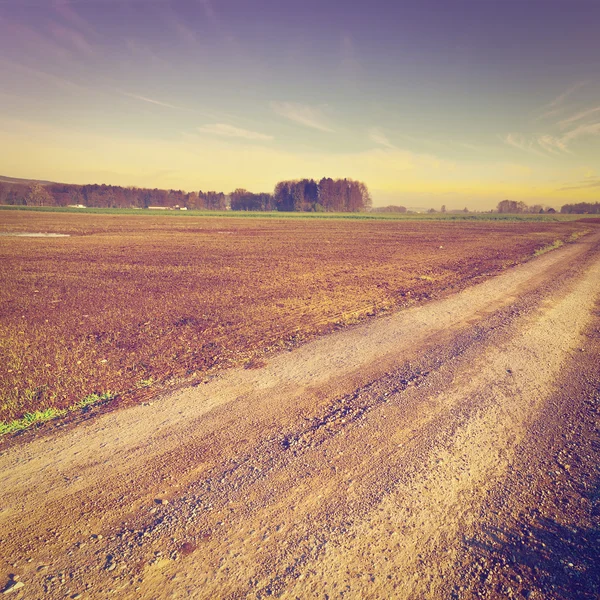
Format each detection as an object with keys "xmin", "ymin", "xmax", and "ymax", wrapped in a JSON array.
[
  {"xmin": 0, "ymin": 392, "xmax": 115, "ymax": 436},
  {"xmin": 0, "ymin": 205, "xmax": 580, "ymax": 222},
  {"xmin": 534, "ymin": 239, "xmax": 564, "ymax": 256}
]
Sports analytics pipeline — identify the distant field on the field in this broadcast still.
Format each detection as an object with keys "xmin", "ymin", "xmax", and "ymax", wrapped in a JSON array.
[
  {"xmin": 0, "ymin": 210, "xmax": 592, "ymax": 424},
  {"xmin": 0, "ymin": 204, "xmax": 578, "ymax": 221}
]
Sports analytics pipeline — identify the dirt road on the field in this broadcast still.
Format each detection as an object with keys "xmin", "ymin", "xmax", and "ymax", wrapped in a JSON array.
[{"xmin": 1, "ymin": 231, "xmax": 599, "ymax": 599}]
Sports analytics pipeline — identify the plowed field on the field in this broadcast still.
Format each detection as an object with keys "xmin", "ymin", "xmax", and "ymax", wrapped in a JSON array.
[
  {"xmin": 0, "ymin": 210, "xmax": 589, "ymax": 422},
  {"xmin": 0, "ymin": 224, "xmax": 599, "ymax": 599}
]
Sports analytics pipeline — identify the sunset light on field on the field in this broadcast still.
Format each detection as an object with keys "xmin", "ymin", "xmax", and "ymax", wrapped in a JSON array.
[{"xmin": 0, "ymin": 0, "xmax": 599, "ymax": 210}]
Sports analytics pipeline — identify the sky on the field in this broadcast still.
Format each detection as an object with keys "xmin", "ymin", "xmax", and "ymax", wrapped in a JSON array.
[{"xmin": 0, "ymin": 0, "xmax": 599, "ymax": 210}]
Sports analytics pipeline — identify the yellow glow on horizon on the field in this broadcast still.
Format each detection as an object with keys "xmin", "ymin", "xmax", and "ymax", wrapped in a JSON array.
[{"xmin": 0, "ymin": 120, "xmax": 596, "ymax": 209}]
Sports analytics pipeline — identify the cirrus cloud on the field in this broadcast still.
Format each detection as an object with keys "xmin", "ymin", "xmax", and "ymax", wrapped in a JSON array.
[
  {"xmin": 558, "ymin": 106, "xmax": 600, "ymax": 128},
  {"xmin": 270, "ymin": 102, "xmax": 334, "ymax": 132},
  {"xmin": 557, "ymin": 177, "xmax": 600, "ymax": 191},
  {"xmin": 198, "ymin": 123, "xmax": 273, "ymax": 141},
  {"xmin": 123, "ymin": 91, "xmax": 185, "ymax": 111},
  {"xmin": 502, "ymin": 133, "xmax": 546, "ymax": 156},
  {"xmin": 537, "ymin": 134, "xmax": 571, "ymax": 154},
  {"xmin": 561, "ymin": 122, "xmax": 600, "ymax": 143},
  {"xmin": 368, "ymin": 127, "xmax": 396, "ymax": 150}
]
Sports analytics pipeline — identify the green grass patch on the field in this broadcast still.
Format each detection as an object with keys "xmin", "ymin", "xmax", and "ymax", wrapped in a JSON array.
[
  {"xmin": 534, "ymin": 239, "xmax": 564, "ymax": 256},
  {"xmin": 136, "ymin": 378, "xmax": 154, "ymax": 388},
  {"xmin": 70, "ymin": 391, "xmax": 115, "ymax": 410},
  {"xmin": 0, "ymin": 407, "xmax": 67, "ymax": 435},
  {"xmin": 567, "ymin": 230, "xmax": 589, "ymax": 242},
  {"xmin": 0, "ymin": 205, "xmax": 580, "ymax": 222},
  {"xmin": 0, "ymin": 391, "xmax": 116, "ymax": 437}
]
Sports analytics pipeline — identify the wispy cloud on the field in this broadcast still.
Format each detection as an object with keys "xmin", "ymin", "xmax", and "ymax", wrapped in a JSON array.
[
  {"xmin": 536, "ymin": 134, "xmax": 571, "ymax": 154},
  {"xmin": 198, "ymin": 123, "xmax": 273, "ymax": 141},
  {"xmin": 0, "ymin": 16, "xmax": 70, "ymax": 60},
  {"xmin": 122, "ymin": 92, "xmax": 185, "ymax": 111},
  {"xmin": 53, "ymin": 0, "xmax": 97, "ymax": 40},
  {"xmin": 561, "ymin": 122, "xmax": 600, "ymax": 143},
  {"xmin": 170, "ymin": 17, "xmax": 198, "ymax": 47},
  {"xmin": 271, "ymin": 102, "xmax": 334, "ymax": 132},
  {"xmin": 398, "ymin": 133, "xmax": 447, "ymax": 150},
  {"xmin": 195, "ymin": 0, "xmax": 235, "ymax": 44},
  {"xmin": 558, "ymin": 106, "xmax": 600, "ymax": 127},
  {"xmin": 49, "ymin": 21, "xmax": 94, "ymax": 56},
  {"xmin": 0, "ymin": 58, "xmax": 87, "ymax": 92},
  {"xmin": 503, "ymin": 120, "xmax": 599, "ymax": 156},
  {"xmin": 557, "ymin": 177, "xmax": 600, "ymax": 191},
  {"xmin": 368, "ymin": 127, "xmax": 396, "ymax": 150},
  {"xmin": 163, "ymin": 2, "xmax": 198, "ymax": 48},
  {"xmin": 536, "ymin": 81, "xmax": 590, "ymax": 120},
  {"xmin": 544, "ymin": 82, "xmax": 588, "ymax": 110},
  {"xmin": 339, "ymin": 33, "xmax": 360, "ymax": 87},
  {"xmin": 502, "ymin": 133, "xmax": 546, "ymax": 156}
]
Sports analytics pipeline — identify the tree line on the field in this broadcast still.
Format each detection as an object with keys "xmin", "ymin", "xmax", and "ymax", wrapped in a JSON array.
[
  {"xmin": 0, "ymin": 181, "xmax": 228, "ymax": 210},
  {"xmin": 496, "ymin": 199, "xmax": 556, "ymax": 214},
  {"xmin": 560, "ymin": 202, "xmax": 600, "ymax": 214},
  {"xmin": 0, "ymin": 177, "xmax": 372, "ymax": 212},
  {"xmin": 3, "ymin": 180, "xmax": 595, "ymax": 214},
  {"xmin": 229, "ymin": 177, "xmax": 372, "ymax": 213},
  {"xmin": 496, "ymin": 199, "xmax": 600, "ymax": 214}
]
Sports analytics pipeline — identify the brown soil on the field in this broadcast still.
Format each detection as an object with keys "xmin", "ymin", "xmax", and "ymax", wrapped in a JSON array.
[
  {"xmin": 0, "ymin": 210, "xmax": 590, "ymax": 420},
  {"xmin": 0, "ymin": 228, "xmax": 598, "ymax": 599}
]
